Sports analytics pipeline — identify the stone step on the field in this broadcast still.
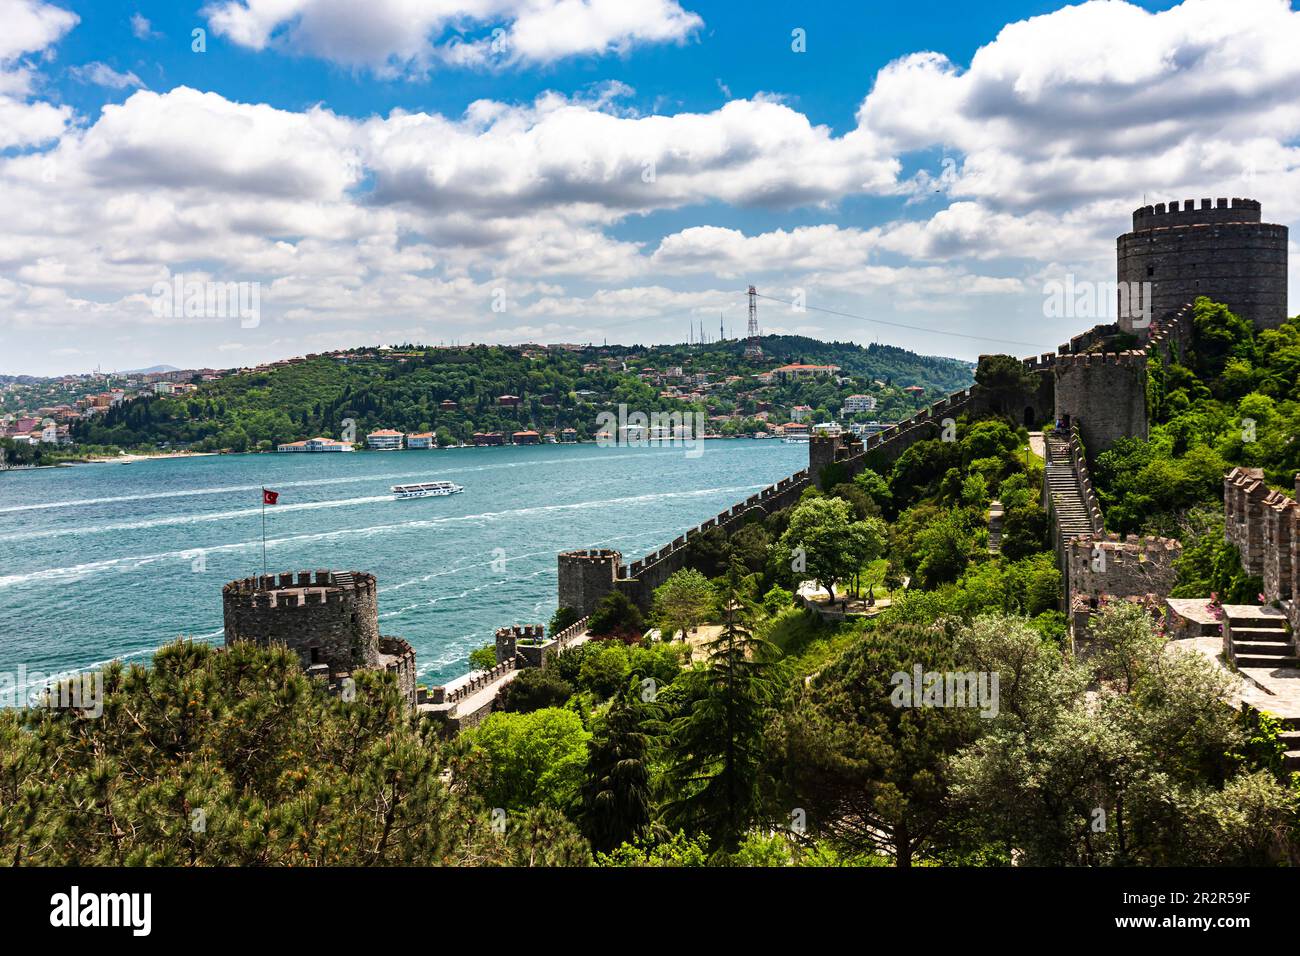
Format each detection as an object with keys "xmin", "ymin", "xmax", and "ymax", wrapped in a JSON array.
[
  {"xmin": 1231, "ymin": 627, "xmax": 1293, "ymax": 643},
  {"xmin": 1285, "ymin": 751, "xmax": 1300, "ymax": 772},
  {"xmin": 1232, "ymin": 640, "xmax": 1295, "ymax": 656},
  {"xmin": 1235, "ymin": 654, "xmax": 1300, "ymax": 669},
  {"xmin": 1228, "ymin": 618, "xmax": 1289, "ymax": 631},
  {"xmin": 1277, "ymin": 716, "xmax": 1300, "ymax": 731},
  {"xmin": 1277, "ymin": 731, "xmax": 1300, "ymax": 748}
]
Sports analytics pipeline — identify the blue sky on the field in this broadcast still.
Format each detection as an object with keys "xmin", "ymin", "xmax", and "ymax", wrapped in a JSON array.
[{"xmin": 0, "ymin": 0, "xmax": 1296, "ymax": 374}]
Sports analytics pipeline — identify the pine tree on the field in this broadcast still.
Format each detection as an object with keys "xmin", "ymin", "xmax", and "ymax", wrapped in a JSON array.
[
  {"xmin": 662, "ymin": 552, "xmax": 782, "ymax": 854},
  {"xmin": 580, "ymin": 679, "xmax": 660, "ymax": 853}
]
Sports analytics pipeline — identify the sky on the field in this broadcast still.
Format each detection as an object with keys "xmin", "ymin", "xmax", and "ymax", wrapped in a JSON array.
[{"xmin": 0, "ymin": 0, "xmax": 1297, "ymax": 375}]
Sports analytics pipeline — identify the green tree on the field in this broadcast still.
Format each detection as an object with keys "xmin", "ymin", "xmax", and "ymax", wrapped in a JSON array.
[
  {"xmin": 581, "ymin": 681, "xmax": 660, "ymax": 853},
  {"xmin": 662, "ymin": 555, "xmax": 783, "ymax": 854},
  {"xmin": 774, "ymin": 617, "xmax": 982, "ymax": 866},
  {"xmin": 653, "ymin": 568, "xmax": 714, "ymax": 640},
  {"xmin": 948, "ymin": 607, "xmax": 1297, "ymax": 865},
  {"xmin": 0, "ymin": 640, "xmax": 582, "ymax": 866},
  {"xmin": 498, "ymin": 669, "xmax": 574, "ymax": 713},
  {"xmin": 975, "ymin": 354, "xmax": 1039, "ymax": 419},
  {"xmin": 587, "ymin": 591, "xmax": 645, "ymax": 639},
  {"xmin": 464, "ymin": 708, "xmax": 592, "ymax": 812},
  {"xmin": 469, "ymin": 645, "xmax": 498, "ymax": 670},
  {"xmin": 780, "ymin": 497, "xmax": 885, "ymax": 602}
]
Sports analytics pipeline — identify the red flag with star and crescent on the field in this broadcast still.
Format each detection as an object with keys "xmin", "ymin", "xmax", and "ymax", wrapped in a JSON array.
[{"xmin": 262, "ymin": 488, "xmax": 279, "ymax": 505}]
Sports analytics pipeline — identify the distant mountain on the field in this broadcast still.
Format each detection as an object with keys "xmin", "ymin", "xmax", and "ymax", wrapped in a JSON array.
[{"xmin": 123, "ymin": 365, "xmax": 180, "ymax": 375}]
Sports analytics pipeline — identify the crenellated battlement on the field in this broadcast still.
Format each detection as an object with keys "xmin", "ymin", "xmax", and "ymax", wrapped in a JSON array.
[
  {"xmin": 1065, "ymin": 532, "xmax": 1182, "ymax": 617},
  {"xmin": 1132, "ymin": 197, "xmax": 1261, "ymax": 231},
  {"xmin": 1053, "ymin": 350, "xmax": 1148, "ymax": 368},
  {"xmin": 221, "ymin": 569, "xmax": 375, "ymax": 610},
  {"xmin": 1068, "ymin": 532, "xmax": 1182, "ymax": 554},
  {"xmin": 1066, "ymin": 423, "xmax": 1106, "ymax": 535},
  {"xmin": 558, "ymin": 549, "xmax": 620, "ymax": 564},
  {"xmin": 1225, "ymin": 467, "xmax": 1299, "ymax": 611}
]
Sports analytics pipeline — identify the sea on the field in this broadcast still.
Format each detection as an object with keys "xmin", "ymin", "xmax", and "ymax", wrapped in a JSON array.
[{"xmin": 0, "ymin": 439, "xmax": 804, "ymax": 695}]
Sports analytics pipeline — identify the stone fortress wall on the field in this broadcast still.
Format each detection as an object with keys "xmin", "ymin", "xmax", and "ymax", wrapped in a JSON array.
[
  {"xmin": 419, "ymin": 615, "xmax": 593, "ymax": 733},
  {"xmin": 1226, "ymin": 468, "xmax": 1300, "ymax": 635},
  {"xmin": 1118, "ymin": 197, "xmax": 1288, "ymax": 334},
  {"xmin": 556, "ymin": 199, "xmax": 1287, "ymax": 625},
  {"xmin": 557, "ymin": 468, "xmax": 814, "ymax": 615}
]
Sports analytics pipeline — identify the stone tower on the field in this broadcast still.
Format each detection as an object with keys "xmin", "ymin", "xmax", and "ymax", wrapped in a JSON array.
[
  {"xmin": 222, "ymin": 569, "xmax": 416, "ymax": 705},
  {"xmin": 1117, "ymin": 197, "xmax": 1288, "ymax": 333},
  {"xmin": 1053, "ymin": 351, "xmax": 1148, "ymax": 456},
  {"xmin": 556, "ymin": 549, "xmax": 622, "ymax": 617}
]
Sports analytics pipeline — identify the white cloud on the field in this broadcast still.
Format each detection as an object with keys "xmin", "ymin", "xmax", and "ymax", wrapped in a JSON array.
[
  {"xmin": 70, "ymin": 62, "xmax": 146, "ymax": 89},
  {"xmin": 362, "ymin": 92, "xmax": 899, "ymax": 216},
  {"xmin": 202, "ymin": 0, "xmax": 703, "ymax": 73},
  {"xmin": 864, "ymin": 0, "xmax": 1300, "ymax": 214},
  {"xmin": 0, "ymin": 0, "xmax": 77, "ymax": 148},
  {"xmin": 3, "ymin": 0, "xmax": 1300, "ymax": 372},
  {"xmin": 0, "ymin": 0, "xmax": 77, "ymax": 61},
  {"xmin": 130, "ymin": 13, "xmax": 159, "ymax": 40}
]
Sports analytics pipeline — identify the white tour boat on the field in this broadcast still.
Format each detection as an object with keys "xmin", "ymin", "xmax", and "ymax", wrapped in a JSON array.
[{"xmin": 391, "ymin": 480, "xmax": 465, "ymax": 500}]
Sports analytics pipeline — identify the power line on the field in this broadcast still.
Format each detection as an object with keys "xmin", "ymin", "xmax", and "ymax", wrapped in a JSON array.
[{"xmin": 751, "ymin": 292, "xmax": 1048, "ymax": 351}]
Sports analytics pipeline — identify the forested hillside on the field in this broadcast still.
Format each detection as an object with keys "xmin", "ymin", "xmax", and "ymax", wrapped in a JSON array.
[
  {"xmin": 73, "ymin": 335, "xmax": 973, "ymax": 452},
  {"xmin": 1089, "ymin": 299, "xmax": 1300, "ymax": 600}
]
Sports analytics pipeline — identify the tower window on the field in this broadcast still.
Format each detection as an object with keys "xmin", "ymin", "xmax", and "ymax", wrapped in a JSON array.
[{"xmin": 1146, "ymin": 265, "xmax": 1155, "ymax": 277}]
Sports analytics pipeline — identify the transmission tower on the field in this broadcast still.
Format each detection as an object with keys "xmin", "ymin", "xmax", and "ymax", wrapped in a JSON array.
[{"xmin": 745, "ymin": 285, "xmax": 763, "ymax": 358}]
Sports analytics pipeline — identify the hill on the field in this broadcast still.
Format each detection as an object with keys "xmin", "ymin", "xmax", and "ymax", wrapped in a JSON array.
[{"xmin": 72, "ymin": 335, "xmax": 973, "ymax": 453}]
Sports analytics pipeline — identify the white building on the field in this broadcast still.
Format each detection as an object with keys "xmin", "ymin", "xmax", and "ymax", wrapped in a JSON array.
[
  {"xmin": 790, "ymin": 405, "xmax": 813, "ymax": 422},
  {"xmin": 366, "ymin": 429, "xmax": 405, "ymax": 450},
  {"xmin": 277, "ymin": 437, "xmax": 355, "ymax": 452},
  {"xmin": 407, "ymin": 432, "xmax": 436, "ymax": 449},
  {"xmin": 841, "ymin": 394, "xmax": 878, "ymax": 415}
]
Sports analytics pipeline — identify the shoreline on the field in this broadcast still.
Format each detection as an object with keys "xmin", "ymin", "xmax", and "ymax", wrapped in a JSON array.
[{"xmin": 78, "ymin": 451, "xmax": 221, "ymax": 465}]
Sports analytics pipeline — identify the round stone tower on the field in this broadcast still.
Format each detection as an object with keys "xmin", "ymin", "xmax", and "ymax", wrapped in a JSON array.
[
  {"xmin": 222, "ymin": 569, "xmax": 381, "ymax": 673},
  {"xmin": 1117, "ymin": 197, "xmax": 1288, "ymax": 334}
]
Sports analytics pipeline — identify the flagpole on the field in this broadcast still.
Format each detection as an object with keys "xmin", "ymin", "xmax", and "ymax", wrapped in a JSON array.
[{"xmin": 261, "ymin": 488, "xmax": 267, "ymax": 580}]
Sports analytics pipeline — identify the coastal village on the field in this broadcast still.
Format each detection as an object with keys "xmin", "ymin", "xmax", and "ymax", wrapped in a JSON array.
[{"xmin": 2, "ymin": 342, "xmax": 925, "ymax": 456}]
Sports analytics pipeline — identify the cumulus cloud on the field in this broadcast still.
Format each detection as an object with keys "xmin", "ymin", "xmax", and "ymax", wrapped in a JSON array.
[
  {"xmin": 3, "ymin": 0, "xmax": 1300, "ymax": 372},
  {"xmin": 203, "ymin": 0, "xmax": 704, "ymax": 73},
  {"xmin": 864, "ymin": 0, "xmax": 1300, "ymax": 217},
  {"xmin": 362, "ymin": 93, "xmax": 899, "ymax": 216},
  {"xmin": 0, "ymin": 0, "xmax": 77, "ymax": 147},
  {"xmin": 0, "ymin": 0, "xmax": 77, "ymax": 62}
]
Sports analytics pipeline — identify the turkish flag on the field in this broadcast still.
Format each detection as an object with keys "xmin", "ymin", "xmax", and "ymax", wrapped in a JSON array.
[{"xmin": 262, "ymin": 488, "xmax": 279, "ymax": 505}]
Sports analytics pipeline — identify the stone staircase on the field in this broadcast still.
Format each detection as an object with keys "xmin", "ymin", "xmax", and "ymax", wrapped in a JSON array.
[
  {"xmin": 1045, "ymin": 435, "xmax": 1094, "ymax": 547},
  {"xmin": 1278, "ymin": 716, "xmax": 1300, "ymax": 773},
  {"xmin": 987, "ymin": 500, "xmax": 1003, "ymax": 553},
  {"xmin": 1225, "ymin": 606, "xmax": 1298, "ymax": 669}
]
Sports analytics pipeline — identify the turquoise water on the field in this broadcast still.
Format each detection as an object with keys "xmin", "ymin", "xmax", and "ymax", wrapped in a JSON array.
[{"xmin": 0, "ymin": 440, "xmax": 803, "ymax": 688}]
